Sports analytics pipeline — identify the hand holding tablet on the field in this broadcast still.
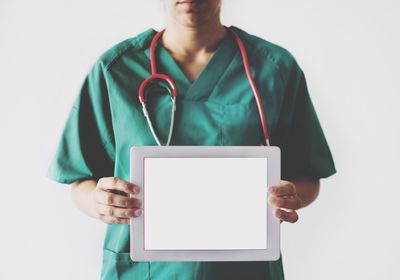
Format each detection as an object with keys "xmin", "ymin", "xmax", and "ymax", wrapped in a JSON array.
[{"xmin": 130, "ymin": 146, "xmax": 281, "ymax": 262}]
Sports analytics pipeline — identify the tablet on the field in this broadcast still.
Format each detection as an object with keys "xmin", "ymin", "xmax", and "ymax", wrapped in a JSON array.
[{"xmin": 130, "ymin": 146, "xmax": 280, "ymax": 262}]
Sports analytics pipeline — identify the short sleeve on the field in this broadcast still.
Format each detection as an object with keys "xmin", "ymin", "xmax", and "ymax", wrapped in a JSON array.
[
  {"xmin": 275, "ymin": 60, "xmax": 336, "ymax": 180},
  {"xmin": 46, "ymin": 61, "xmax": 116, "ymax": 184}
]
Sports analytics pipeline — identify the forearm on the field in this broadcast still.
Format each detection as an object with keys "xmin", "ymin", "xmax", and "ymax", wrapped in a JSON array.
[
  {"xmin": 291, "ymin": 178, "xmax": 320, "ymax": 208},
  {"xmin": 71, "ymin": 179, "xmax": 99, "ymax": 220}
]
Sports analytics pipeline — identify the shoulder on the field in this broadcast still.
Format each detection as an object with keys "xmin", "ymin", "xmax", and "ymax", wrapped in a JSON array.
[
  {"xmin": 94, "ymin": 28, "xmax": 156, "ymax": 71},
  {"xmin": 231, "ymin": 26, "xmax": 301, "ymax": 83}
]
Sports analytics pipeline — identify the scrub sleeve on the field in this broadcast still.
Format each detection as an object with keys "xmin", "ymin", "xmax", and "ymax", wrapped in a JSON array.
[
  {"xmin": 47, "ymin": 61, "xmax": 116, "ymax": 184},
  {"xmin": 273, "ymin": 60, "xmax": 336, "ymax": 180}
]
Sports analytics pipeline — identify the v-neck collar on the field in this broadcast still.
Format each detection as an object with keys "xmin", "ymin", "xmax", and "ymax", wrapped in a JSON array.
[{"xmin": 143, "ymin": 28, "xmax": 239, "ymax": 101}]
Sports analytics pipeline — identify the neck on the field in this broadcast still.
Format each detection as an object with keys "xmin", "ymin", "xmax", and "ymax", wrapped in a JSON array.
[{"xmin": 161, "ymin": 20, "xmax": 227, "ymax": 56}]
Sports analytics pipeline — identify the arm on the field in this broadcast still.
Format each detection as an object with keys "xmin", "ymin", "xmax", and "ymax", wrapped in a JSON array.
[
  {"xmin": 71, "ymin": 177, "xmax": 143, "ymax": 224},
  {"xmin": 268, "ymin": 178, "xmax": 320, "ymax": 223},
  {"xmin": 71, "ymin": 179, "xmax": 99, "ymax": 220},
  {"xmin": 292, "ymin": 178, "xmax": 320, "ymax": 208}
]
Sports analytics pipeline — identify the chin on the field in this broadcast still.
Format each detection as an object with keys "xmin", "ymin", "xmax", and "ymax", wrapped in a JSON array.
[{"xmin": 178, "ymin": 14, "xmax": 210, "ymax": 28}]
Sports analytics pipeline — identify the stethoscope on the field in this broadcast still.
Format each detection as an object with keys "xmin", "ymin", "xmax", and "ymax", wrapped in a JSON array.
[{"xmin": 138, "ymin": 27, "xmax": 270, "ymax": 146}]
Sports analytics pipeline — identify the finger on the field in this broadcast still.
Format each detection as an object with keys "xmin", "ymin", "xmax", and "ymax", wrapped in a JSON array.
[
  {"xmin": 268, "ymin": 181, "xmax": 296, "ymax": 197},
  {"xmin": 97, "ymin": 177, "xmax": 140, "ymax": 195},
  {"xmin": 99, "ymin": 214, "xmax": 130, "ymax": 224},
  {"xmin": 95, "ymin": 190, "xmax": 142, "ymax": 208},
  {"xmin": 275, "ymin": 208, "xmax": 299, "ymax": 223},
  {"xmin": 98, "ymin": 204, "xmax": 142, "ymax": 218},
  {"xmin": 96, "ymin": 204, "xmax": 143, "ymax": 219},
  {"xmin": 268, "ymin": 195, "xmax": 302, "ymax": 210}
]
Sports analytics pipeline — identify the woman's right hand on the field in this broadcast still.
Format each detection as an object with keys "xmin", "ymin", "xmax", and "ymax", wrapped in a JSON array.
[{"xmin": 91, "ymin": 177, "xmax": 143, "ymax": 224}]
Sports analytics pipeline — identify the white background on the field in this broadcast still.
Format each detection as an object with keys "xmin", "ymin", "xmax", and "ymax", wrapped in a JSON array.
[{"xmin": 1, "ymin": 0, "xmax": 399, "ymax": 279}]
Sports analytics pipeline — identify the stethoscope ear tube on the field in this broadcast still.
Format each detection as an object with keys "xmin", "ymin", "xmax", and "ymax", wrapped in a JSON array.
[
  {"xmin": 226, "ymin": 28, "xmax": 270, "ymax": 146},
  {"xmin": 138, "ymin": 74, "xmax": 178, "ymax": 104},
  {"xmin": 138, "ymin": 73, "xmax": 178, "ymax": 146},
  {"xmin": 141, "ymin": 96, "xmax": 176, "ymax": 146}
]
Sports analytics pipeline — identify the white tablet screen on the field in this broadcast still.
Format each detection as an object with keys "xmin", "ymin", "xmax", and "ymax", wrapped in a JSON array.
[{"xmin": 143, "ymin": 157, "xmax": 268, "ymax": 250}]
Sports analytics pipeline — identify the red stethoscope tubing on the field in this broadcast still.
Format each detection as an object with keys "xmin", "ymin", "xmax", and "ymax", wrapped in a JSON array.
[
  {"xmin": 138, "ymin": 27, "xmax": 270, "ymax": 146},
  {"xmin": 226, "ymin": 28, "xmax": 270, "ymax": 146}
]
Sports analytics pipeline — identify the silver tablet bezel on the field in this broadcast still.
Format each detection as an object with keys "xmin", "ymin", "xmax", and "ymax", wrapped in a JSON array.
[{"xmin": 130, "ymin": 146, "xmax": 280, "ymax": 262}]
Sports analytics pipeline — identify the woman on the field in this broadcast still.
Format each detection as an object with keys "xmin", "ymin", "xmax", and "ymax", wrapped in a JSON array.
[{"xmin": 47, "ymin": 0, "xmax": 336, "ymax": 279}]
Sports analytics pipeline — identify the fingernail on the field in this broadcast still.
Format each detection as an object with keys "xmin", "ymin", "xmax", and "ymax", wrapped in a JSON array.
[
  {"xmin": 275, "ymin": 209, "xmax": 282, "ymax": 218},
  {"xmin": 134, "ymin": 187, "xmax": 140, "ymax": 194},
  {"xmin": 135, "ymin": 209, "xmax": 142, "ymax": 216}
]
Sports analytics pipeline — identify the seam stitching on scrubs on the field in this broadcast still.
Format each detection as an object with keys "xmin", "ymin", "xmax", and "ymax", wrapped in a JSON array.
[
  {"xmin": 258, "ymin": 47, "xmax": 287, "ymax": 86},
  {"xmin": 221, "ymin": 105, "xmax": 225, "ymax": 145},
  {"xmin": 149, "ymin": 262, "xmax": 152, "ymax": 280},
  {"xmin": 97, "ymin": 62, "xmax": 117, "ymax": 160},
  {"xmin": 102, "ymin": 30, "xmax": 155, "ymax": 72},
  {"xmin": 232, "ymin": 28, "xmax": 291, "ymax": 117},
  {"xmin": 244, "ymin": 31, "xmax": 292, "ymax": 87},
  {"xmin": 236, "ymin": 27, "xmax": 288, "ymax": 85},
  {"xmin": 104, "ymin": 43, "xmax": 139, "ymax": 71},
  {"xmin": 99, "ymin": 126, "xmax": 114, "ymax": 157}
]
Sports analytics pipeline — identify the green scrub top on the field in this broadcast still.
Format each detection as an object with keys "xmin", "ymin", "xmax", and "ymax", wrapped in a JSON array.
[{"xmin": 47, "ymin": 26, "xmax": 336, "ymax": 280}]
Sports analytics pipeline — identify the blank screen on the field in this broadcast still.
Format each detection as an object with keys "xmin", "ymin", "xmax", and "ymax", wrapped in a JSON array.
[{"xmin": 143, "ymin": 157, "xmax": 268, "ymax": 250}]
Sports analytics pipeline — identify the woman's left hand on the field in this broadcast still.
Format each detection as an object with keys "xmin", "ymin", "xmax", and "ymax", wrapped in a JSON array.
[{"xmin": 268, "ymin": 180, "xmax": 302, "ymax": 223}]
